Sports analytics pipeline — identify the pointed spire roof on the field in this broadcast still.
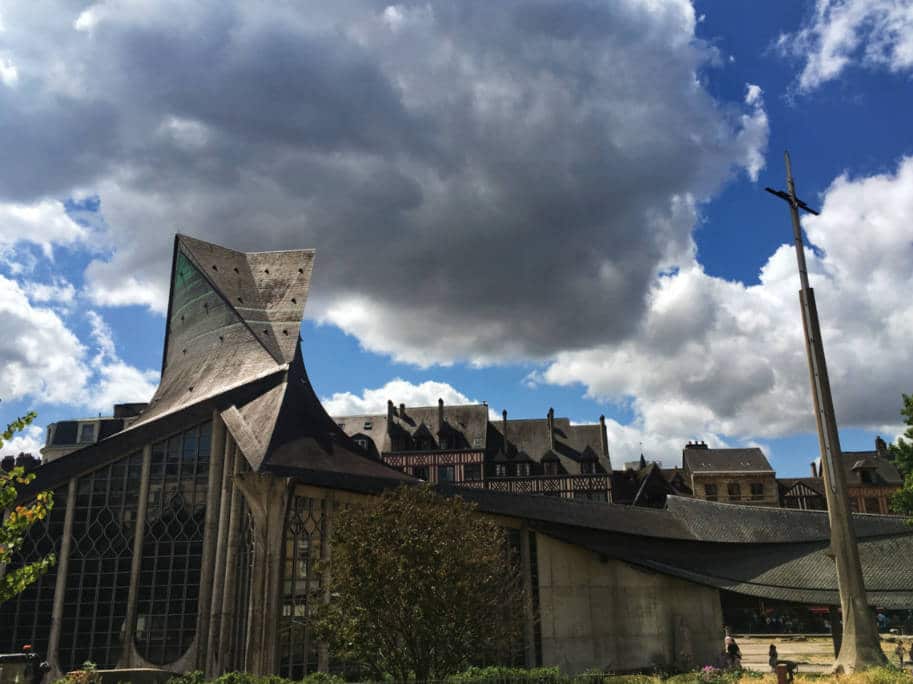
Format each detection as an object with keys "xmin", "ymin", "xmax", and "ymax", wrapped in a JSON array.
[{"xmin": 135, "ymin": 234, "xmax": 314, "ymax": 427}]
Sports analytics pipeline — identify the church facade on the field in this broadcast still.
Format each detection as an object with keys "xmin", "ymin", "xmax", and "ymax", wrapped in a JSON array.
[{"xmin": 5, "ymin": 235, "xmax": 913, "ymax": 679}]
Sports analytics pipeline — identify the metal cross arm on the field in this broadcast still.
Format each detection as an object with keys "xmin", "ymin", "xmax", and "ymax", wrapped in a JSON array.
[{"xmin": 764, "ymin": 187, "xmax": 820, "ymax": 215}]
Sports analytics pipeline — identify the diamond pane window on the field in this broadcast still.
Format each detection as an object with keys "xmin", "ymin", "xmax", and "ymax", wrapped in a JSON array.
[
  {"xmin": 59, "ymin": 453, "xmax": 143, "ymax": 672},
  {"xmin": 0, "ymin": 484, "xmax": 69, "ymax": 657},
  {"xmin": 279, "ymin": 495, "xmax": 327, "ymax": 679},
  {"xmin": 134, "ymin": 422, "xmax": 211, "ymax": 666}
]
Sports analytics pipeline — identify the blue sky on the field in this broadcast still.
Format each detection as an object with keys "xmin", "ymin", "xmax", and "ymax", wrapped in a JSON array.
[{"xmin": 1, "ymin": 0, "xmax": 912, "ymax": 477}]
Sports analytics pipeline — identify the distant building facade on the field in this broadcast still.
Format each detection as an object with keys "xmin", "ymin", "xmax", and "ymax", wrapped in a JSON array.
[
  {"xmin": 682, "ymin": 442, "xmax": 779, "ymax": 507},
  {"xmin": 609, "ymin": 456, "xmax": 692, "ymax": 508},
  {"xmin": 40, "ymin": 403, "xmax": 147, "ymax": 462},
  {"xmin": 776, "ymin": 439, "xmax": 902, "ymax": 513},
  {"xmin": 335, "ymin": 403, "xmax": 613, "ymax": 501}
]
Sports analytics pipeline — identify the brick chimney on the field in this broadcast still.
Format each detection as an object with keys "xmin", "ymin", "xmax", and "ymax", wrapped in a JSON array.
[
  {"xmin": 811, "ymin": 461, "xmax": 818, "ymax": 478},
  {"xmin": 599, "ymin": 414, "xmax": 610, "ymax": 463},
  {"xmin": 387, "ymin": 400, "xmax": 394, "ymax": 432},
  {"xmin": 875, "ymin": 436, "xmax": 888, "ymax": 458},
  {"xmin": 502, "ymin": 409, "xmax": 508, "ymax": 451},
  {"xmin": 547, "ymin": 407, "xmax": 555, "ymax": 451},
  {"xmin": 437, "ymin": 398, "xmax": 445, "ymax": 436},
  {"xmin": 399, "ymin": 402, "xmax": 406, "ymax": 418}
]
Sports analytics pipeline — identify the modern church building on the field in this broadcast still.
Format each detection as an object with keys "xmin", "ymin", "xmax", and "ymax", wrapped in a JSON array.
[{"xmin": 4, "ymin": 235, "xmax": 913, "ymax": 678}]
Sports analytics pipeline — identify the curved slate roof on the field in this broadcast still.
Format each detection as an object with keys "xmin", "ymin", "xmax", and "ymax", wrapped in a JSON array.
[
  {"xmin": 534, "ymin": 520, "xmax": 913, "ymax": 608},
  {"xmin": 664, "ymin": 495, "xmax": 910, "ymax": 543}
]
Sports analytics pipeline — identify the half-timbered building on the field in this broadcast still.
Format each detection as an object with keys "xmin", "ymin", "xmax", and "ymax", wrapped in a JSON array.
[{"xmin": 334, "ymin": 404, "xmax": 612, "ymax": 501}]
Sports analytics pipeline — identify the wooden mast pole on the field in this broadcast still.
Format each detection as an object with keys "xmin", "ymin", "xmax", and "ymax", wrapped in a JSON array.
[{"xmin": 766, "ymin": 152, "xmax": 885, "ymax": 672}]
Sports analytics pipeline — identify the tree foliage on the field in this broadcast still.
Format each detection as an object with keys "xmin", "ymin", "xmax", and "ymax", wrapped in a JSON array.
[
  {"xmin": 1, "ymin": 411, "xmax": 56, "ymax": 604},
  {"xmin": 314, "ymin": 485, "xmax": 525, "ymax": 681},
  {"xmin": 889, "ymin": 394, "xmax": 913, "ymax": 517}
]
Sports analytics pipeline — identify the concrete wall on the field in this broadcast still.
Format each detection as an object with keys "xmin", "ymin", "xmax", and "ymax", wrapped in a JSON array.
[{"xmin": 535, "ymin": 533, "xmax": 722, "ymax": 674}]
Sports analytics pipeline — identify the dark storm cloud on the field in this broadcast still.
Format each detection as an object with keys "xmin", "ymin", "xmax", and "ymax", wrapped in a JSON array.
[{"xmin": 0, "ymin": 0, "xmax": 766, "ymax": 364}]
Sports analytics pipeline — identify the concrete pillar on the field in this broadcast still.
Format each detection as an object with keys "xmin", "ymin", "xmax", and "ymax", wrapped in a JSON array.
[
  {"xmin": 218, "ymin": 445, "xmax": 244, "ymax": 672},
  {"xmin": 47, "ymin": 477, "xmax": 78, "ymax": 679},
  {"xmin": 207, "ymin": 434, "xmax": 236, "ymax": 676},
  {"xmin": 195, "ymin": 412, "xmax": 226, "ymax": 671},
  {"xmin": 120, "ymin": 445, "xmax": 153, "ymax": 667},
  {"xmin": 236, "ymin": 471, "xmax": 291, "ymax": 675},
  {"xmin": 519, "ymin": 524, "xmax": 536, "ymax": 669}
]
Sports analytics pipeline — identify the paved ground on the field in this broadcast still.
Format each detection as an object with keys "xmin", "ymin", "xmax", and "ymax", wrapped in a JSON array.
[{"xmin": 734, "ymin": 635, "xmax": 913, "ymax": 675}]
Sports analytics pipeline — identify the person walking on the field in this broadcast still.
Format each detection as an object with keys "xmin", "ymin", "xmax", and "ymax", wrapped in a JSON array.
[
  {"xmin": 769, "ymin": 644, "xmax": 779, "ymax": 671},
  {"xmin": 895, "ymin": 641, "xmax": 906, "ymax": 669},
  {"xmin": 724, "ymin": 636, "xmax": 742, "ymax": 670}
]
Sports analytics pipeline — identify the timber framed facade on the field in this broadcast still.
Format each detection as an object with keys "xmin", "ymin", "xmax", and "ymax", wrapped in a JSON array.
[{"xmin": 5, "ymin": 235, "xmax": 913, "ymax": 678}]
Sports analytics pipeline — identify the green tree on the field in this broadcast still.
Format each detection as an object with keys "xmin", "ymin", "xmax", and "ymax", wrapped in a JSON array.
[
  {"xmin": 314, "ymin": 485, "xmax": 525, "ymax": 681},
  {"xmin": 1, "ymin": 412, "xmax": 56, "ymax": 604},
  {"xmin": 889, "ymin": 394, "xmax": 913, "ymax": 517}
]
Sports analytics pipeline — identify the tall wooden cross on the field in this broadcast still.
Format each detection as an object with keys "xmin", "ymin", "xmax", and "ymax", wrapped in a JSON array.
[{"xmin": 766, "ymin": 152, "xmax": 886, "ymax": 672}]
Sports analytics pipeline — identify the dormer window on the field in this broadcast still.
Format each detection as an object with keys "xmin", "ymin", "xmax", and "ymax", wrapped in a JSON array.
[
  {"xmin": 543, "ymin": 461, "xmax": 559, "ymax": 476},
  {"xmin": 580, "ymin": 462, "xmax": 594, "ymax": 475},
  {"xmin": 78, "ymin": 422, "xmax": 96, "ymax": 444},
  {"xmin": 363, "ymin": 421, "xmax": 373, "ymax": 430}
]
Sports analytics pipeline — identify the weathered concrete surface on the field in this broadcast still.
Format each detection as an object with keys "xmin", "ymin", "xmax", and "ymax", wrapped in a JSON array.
[{"xmin": 535, "ymin": 533, "xmax": 722, "ymax": 673}]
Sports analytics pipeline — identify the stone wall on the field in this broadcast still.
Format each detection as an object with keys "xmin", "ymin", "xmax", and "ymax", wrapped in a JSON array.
[{"xmin": 535, "ymin": 533, "xmax": 722, "ymax": 673}]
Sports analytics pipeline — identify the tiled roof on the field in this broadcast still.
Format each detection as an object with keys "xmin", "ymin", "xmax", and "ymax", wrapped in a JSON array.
[
  {"xmin": 840, "ymin": 450, "xmax": 903, "ymax": 486},
  {"xmin": 490, "ymin": 417, "xmax": 610, "ymax": 473},
  {"xmin": 683, "ymin": 447, "xmax": 773, "ymax": 474}
]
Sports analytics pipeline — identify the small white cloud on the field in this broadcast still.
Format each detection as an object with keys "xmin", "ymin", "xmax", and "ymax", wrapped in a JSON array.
[
  {"xmin": 159, "ymin": 116, "xmax": 209, "ymax": 148},
  {"xmin": 382, "ymin": 5, "xmax": 405, "ymax": 29},
  {"xmin": 0, "ymin": 57, "xmax": 18, "ymax": 87},
  {"xmin": 83, "ymin": 267, "xmax": 168, "ymax": 312},
  {"xmin": 323, "ymin": 378, "xmax": 479, "ymax": 416},
  {"xmin": 736, "ymin": 83, "xmax": 768, "ymax": 181},
  {"xmin": 0, "ymin": 424, "xmax": 45, "ymax": 457},
  {"xmin": 0, "ymin": 199, "xmax": 90, "ymax": 259},
  {"xmin": 22, "ymin": 277, "xmax": 77, "ymax": 305},
  {"xmin": 74, "ymin": 4, "xmax": 106, "ymax": 32},
  {"xmin": 744, "ymin": 83, "xmax": 763, "ymax": 106}
]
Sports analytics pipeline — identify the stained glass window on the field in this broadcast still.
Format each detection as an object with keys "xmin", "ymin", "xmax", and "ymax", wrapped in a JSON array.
[
  {"xmin": 59, "ymin": 452, "xmax": 143, "ymax": 672},
  {"xmin": 134, "ymin": 422, "xmax": 211, "ymax": 665},
  {"xmin": 278, "ymin": 495, "xmax": 327, "ymax": 678}
]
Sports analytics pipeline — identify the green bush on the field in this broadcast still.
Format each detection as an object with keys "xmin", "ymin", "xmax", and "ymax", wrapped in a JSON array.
[{"xmin": 446, "ymin": 665, "xmax": 563, "ymax": 682}]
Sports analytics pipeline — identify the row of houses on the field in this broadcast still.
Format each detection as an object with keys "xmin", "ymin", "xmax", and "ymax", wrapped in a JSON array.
[{"xmin": 39, "ymin": 399, "xmax": 905, "ymax": 515}]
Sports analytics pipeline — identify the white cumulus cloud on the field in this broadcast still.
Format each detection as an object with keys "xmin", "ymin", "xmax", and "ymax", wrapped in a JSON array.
[
  {"xmin": 322, "ymin": 378, "xmax": 481, "ymax": 417},
  {"xmin": 779, "ymin": 0, "xmax": 913, "ymax": 91},
  {"xmin": 541, "ymin": 157, "xmax": 913, "ymax": 455}
]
